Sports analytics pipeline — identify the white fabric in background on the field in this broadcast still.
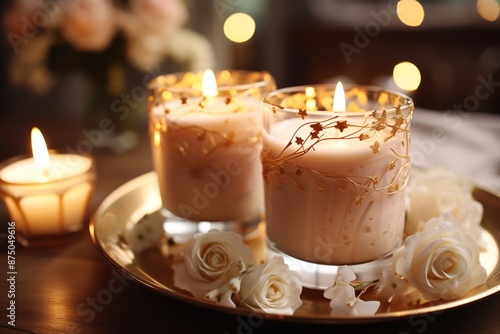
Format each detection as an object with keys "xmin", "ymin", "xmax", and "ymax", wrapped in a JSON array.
[{"xmin": 411, "ymin": 108, "xmax": 500, "ymax": 189}]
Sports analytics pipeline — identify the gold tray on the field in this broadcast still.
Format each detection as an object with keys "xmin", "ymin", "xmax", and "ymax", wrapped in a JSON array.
[{"xmin": 90, "ymin": 171, "xmax": 500, "ymax": 323}]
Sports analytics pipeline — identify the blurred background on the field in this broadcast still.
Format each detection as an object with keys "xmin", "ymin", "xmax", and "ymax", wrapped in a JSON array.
[
  {"xmin": 195, "ymin": 0, "xmax": 500, "ymax": 111},
  {"xmin": 0, "ymin": 0, "xmax": 499, "ymax": 161}
]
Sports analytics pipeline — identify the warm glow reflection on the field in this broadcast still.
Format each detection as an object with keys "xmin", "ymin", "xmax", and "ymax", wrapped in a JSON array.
[
  {"xmin": 393, "ymin": 62, "xmax": 421, "ymax": 91},
  {"xmin": 333, "ymin": 81, "xmax": 346, "ymax": 112},
  {"xmin": 31, "ymin": 127, "xmax": 50, "ymax": 170},
  {"xmin": 477, "ymin": 0, "xmax": 500, "ymax": 21},
  {"xmin": 397, "ymin": 0, "xmax": 425, "ymax": 27},
  {"xmin": 153, "ymin": 130, "xmax": 161, "ymax": 147},
  {"xmin": 223, "ymin": 13, "xmax": 256, "ymax": 43},
  {"xmin": 201, "ymin": 69, "xmax": 218, "ymax": 97},
  {"xmin": 305, "ymin": 86, "xmax": 317, "ymax": 110}
]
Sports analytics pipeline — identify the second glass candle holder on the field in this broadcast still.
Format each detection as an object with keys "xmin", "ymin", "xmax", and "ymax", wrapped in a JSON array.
[
  {"xmin": 261, "ymin": 83, "xmax": 413, "ymax": 287},
  {"xmin": 147, "ymin": 70, "xmax": 276, "ymax": 238}
]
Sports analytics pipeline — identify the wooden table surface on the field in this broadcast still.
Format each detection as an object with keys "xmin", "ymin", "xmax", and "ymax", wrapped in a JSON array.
[{"xmin": 1, "ymin": 135, "xmax": 500, "ymax": 334}]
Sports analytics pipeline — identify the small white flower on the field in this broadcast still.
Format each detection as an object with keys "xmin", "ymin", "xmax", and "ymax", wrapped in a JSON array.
[
  {"xmin": 124, "ymin": 214, "xmax": 164, "ymax": 252},
  {"xmin": 172, "ymin": 230, "xmax": 253, "ymax": 303},
  {"xmin": 327, "ymin": 285, "xmax": 380, "ymax": 317},
  {"xmin": 323, "ymin": 266, "xmax": 380, "ymax": 317},
  {"xmin": 406, "ymin": 167, "xmax": 483, "ymax": 242},
  {"xmin": 373, "ymin": 267, "xmax": 409, "ymax": 302},
  {"xmin": 237, "ymin": 257, "xmax": 302, "ymax": 315},
  {"xmin": 393, "ymin": 216, "xmax": 487, "ymax": 301}
]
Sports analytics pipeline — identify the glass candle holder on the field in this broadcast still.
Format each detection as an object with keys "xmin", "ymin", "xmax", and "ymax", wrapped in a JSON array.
[
  {"xmin": 261, "ymin": 84, "xmax": 413, "ymax": 286},
  {"xmin": 0, "ymin": 153, "xmax": 95, "ymax": 247},
  {"xmin": 147, "ymin": 70, "xmax": 276, "ymax": 233}
]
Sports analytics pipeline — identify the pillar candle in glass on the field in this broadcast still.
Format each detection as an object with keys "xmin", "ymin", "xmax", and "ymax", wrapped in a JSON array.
[
  {"xmin": 261, "ymin": 83, "xmax": 413, "ymax": 266},
  {"xmin": 148, "ymin": 70, "xmax": 275, "ymax": 224},
  {"xmin": 0, "ymin": 128, "xmax": 95, "ymax": 247}
]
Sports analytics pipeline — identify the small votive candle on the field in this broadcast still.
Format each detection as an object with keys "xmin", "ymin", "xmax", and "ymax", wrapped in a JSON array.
[
  {"xmin": 261, "ymin": 83, "xmax": 413, "ymax": 265},
  {"xmin": 0, "ymin": 128, "xmax": 95, "ymax": 247},
  {"xmin": 148, "ymin": 70, "xmax": 275, "ymax": 223}
]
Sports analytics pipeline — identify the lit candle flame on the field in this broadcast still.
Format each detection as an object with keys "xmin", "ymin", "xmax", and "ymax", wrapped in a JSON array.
[
  {"xmin": 31, "ymin": 127, "xmax": 50, "ymax": 173},
  {"xmin": 333, "ymin": 81, "xmax": 346, "ymax": 113},
  {"xmin": 201, "ymin": 69, "xmax": 218, "ymax": 98}
]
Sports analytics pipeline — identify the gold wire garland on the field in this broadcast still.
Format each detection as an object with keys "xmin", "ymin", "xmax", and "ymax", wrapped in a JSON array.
[{"xmin": 261, "ymin": 105, "xmax": 413, "ymax": 204}]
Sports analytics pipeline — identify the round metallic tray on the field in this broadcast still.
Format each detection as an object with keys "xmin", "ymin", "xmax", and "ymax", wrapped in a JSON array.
[{"xmin": 90, "ymin": 171, "xmax": 500, "ymax": 323}]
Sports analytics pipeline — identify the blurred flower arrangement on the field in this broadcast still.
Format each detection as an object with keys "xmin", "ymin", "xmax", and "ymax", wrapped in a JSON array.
[
  {"xmin": 3, "ymin": 0, "xmax": 214, "ymax": 151},
  {"xmin": 126, "ymin": 167, "xmax": 490, "ymax": 317}
]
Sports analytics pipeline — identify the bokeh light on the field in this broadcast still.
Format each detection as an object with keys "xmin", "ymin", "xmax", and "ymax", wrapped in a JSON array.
[
  {"xmin": 397, "ymin": 0, "xmax": 425, "ymax": 27},
  {"xmin": 393, "ymin": 62, "xmax": 421, "ymax": 91},
  {"xmin": 477, "ymin": 0, "xmax": 500, "ymax": 22},
  {"xmin": 223, "ymin": 13, "xmax": 256, "ymax": 43}
]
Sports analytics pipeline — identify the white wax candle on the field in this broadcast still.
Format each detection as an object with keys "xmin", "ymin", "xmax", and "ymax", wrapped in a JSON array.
[
  {"xmin": 150, "ymin": 96, "xmax": 263, "ymax": 221},
  {"xmin": 0, "ymin": 154, "xmax": 94, "ymax": 237},
  {"xmin": 263, "ymin": 116, "xmax": 408, "ymax": 265},
  {"xmin": 0, "ymin": 155, "xmax": 92, "ymax": 183}
]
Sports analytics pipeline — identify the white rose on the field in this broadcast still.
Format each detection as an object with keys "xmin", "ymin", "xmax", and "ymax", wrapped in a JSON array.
[
  {"xmin": 406, "ymin": 167, "xmax": 483, "ymax": 241},
  {"xmin": 393, "ymin": 216, "xmax": 487, "ymax": 301},
  {"xmin": 172, "ymin": 230, "xmax": 253, "ymax": 300},
  {"xmin": 61, "ymin": 0, "xmax": 117, "ymax": 51},
  {"xmin": 237, "ymin": 257, "xmax": 302, "ymax": 315}
]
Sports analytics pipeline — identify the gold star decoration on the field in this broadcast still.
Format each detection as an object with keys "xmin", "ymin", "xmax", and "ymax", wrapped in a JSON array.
[
  {"xmin": 389, "ymin": 161, "xmax": 396, "ymax": 170},
  {"xmin": 370, "ymin": 141, "xmax": 381, "ymax": 154},
  {"xmin": 297, "ymin": 109, "xmax": 308, "ymax": 119},
  {"xmin": 371, "ymin": 176, "xmax": 379, "ymax": 185},
  {"xmin": 310, "ymin": 122, "xmax": 323, "ymax": 132},
  {"xmin": 359, "ymin": 133, "xmax": 370, "ymax": 141},
  {"xmin": 334, "ymin": 120, "xmax": 348, "ymax": 133},
  {"xmin": 395, "ymin": 104, "xmax": 402, "ymax": 116},
  {"xmin": 295, "ymin": 136, "xmax": 304, "ymax": 145},
  {"xmin": 371, "ymin": 110, "xmax": 388, "ymax": 131},
  {"xmin": 355, "ymin": 196, "xmax": 365, "ymax": 205}
]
